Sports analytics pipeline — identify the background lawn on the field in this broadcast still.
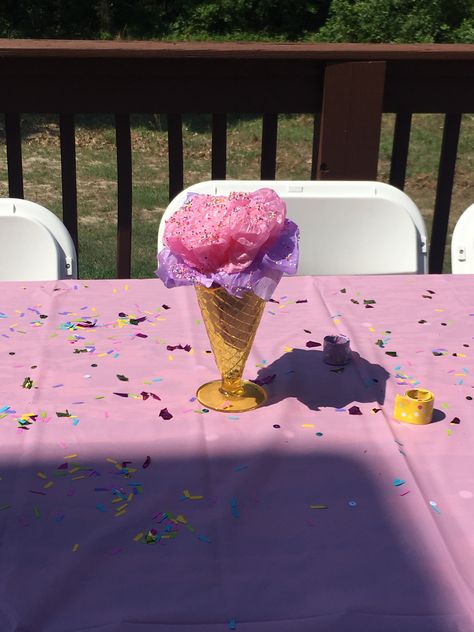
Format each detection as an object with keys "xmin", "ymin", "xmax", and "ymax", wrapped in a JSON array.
[{"xmin": 1, "ymin": 112, "xmax": 473, "ymax": 277}]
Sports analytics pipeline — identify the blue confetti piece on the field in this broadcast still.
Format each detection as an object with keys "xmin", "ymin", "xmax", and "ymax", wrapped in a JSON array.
[
  {"xmin": 234, "ymin": 465, "xmax": 248, "ymax": 472},
  {"xmin": 393, "ymin": 478, "xmax": 405, "ymax": 486},
  {"xmin": 0, "ymin": 405, "xmax": 10, "ymax": 413},
  {"xmin": 198, "ymin": 534, "xmax": 212, "ymax": 543},
  {"xmin": 152, "ymin": 377, "xmax": 163, "ymax": 382},
  {"xmin": 96, "ymin": 503, "xmax": 107, "ymax": 512},
  {"xmin": 228, "ymin": 619, "xmax": 237, "ymax": 630}
]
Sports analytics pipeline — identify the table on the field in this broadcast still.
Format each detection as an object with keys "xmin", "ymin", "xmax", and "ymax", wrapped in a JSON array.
[{"xmin": 0, "ymin": 275, "xmax": 473, "ymax": 632}]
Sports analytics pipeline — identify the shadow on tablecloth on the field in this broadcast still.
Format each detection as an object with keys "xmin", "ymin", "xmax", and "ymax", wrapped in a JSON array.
[
  {"xmin": 255, "ymin": 348, "xmax": 389, "ymax": 411},
  {"xmin": 0, "ymin": 447, "xmax": 469, "ymax": 631}
]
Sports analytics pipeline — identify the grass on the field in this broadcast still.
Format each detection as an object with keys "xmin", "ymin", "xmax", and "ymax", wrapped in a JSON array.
[{"xmin": 1, "ymin": 112, "xmax": 473, "ymax": 277}]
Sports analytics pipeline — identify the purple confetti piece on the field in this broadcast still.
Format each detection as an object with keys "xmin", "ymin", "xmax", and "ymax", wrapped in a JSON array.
[
  {"xmin": 142, "ymin": 456, "xmax": 151, "ymax": 468},
  {"xmin": 159, "ymin": 408, "xmax": 173, "ymax": 420},
  {"xmin": 251, "ymin": 374, "xmax": 276, "ymax": 386},
  {"xmin": 348, "ymin": 406, "xmax": 362, "ymax": 415}
]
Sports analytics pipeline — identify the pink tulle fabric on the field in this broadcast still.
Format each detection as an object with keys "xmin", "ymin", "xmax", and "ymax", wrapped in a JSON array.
[{"xmin": 163, "ymin": 188, "xmax": 286, "ymax": 274}]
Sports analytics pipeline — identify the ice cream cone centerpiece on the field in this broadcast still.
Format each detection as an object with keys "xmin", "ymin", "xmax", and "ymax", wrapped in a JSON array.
[{"xmin": 156, "ymin": 188, "xmax": 299, "ymax": 412}]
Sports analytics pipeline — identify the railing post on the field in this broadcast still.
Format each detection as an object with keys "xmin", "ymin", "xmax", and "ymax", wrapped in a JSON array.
[
  {"xmin": 317, "ymin": 61, "xmax": 386, "ymax": 180},
  {"xmin": 5, "ymin": 112, "xmax": 24, "ymax": 198}
]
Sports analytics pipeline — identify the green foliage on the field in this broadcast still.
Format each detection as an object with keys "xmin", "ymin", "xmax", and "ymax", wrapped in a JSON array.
[
  {"xmin": 451, "ymin": 18, "xmax": 474, "ymax": 43},
  {"xmin": 0, "ymin": 0, "xmax": 330, "ymax": 40},
  {"xmin": 167, "ymin": 0, "xmax": 330, "ymax": 40},
  {"xmin": 315, "ymin": 0, "xmax": 474, "ymax": 43},
  {"xmin": 0, "ymin": 0, "xmax": 472, "ymax": 43}
]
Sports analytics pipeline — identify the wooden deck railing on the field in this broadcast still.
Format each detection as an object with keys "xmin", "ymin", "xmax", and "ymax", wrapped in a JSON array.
[{"xmin": 1, "ymin": 40, "xmax": 474, "ymax": 277}]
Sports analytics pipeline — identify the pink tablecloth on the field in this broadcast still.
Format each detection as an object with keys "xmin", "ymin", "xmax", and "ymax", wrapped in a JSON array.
[{"xmin": 0, "ymin": 275, "xmax": 473, "ymax": 632}]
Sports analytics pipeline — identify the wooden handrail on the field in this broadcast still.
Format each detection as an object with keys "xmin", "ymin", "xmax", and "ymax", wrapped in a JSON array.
[{"xmin": 1, "ymin": 40, "xmax": 474, "ymax": 60}]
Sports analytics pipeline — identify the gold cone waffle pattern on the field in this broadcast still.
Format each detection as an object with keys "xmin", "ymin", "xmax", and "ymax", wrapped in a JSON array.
[{"xmin": 195, "ymin": 284, "xmax": 265, "ymax": 396}]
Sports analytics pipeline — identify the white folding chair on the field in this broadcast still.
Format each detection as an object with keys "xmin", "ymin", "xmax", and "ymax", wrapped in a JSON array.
[
  {"xmin": 451, "ymin": 203, "xmax": 474, "ymax": 273},
  {"xmin": 158, "ymin": 181, "xmax": 428, "ymax": 275},
  {"xmin": 0, "ymin": 198, "xmax": 77, "ymax": 281}
]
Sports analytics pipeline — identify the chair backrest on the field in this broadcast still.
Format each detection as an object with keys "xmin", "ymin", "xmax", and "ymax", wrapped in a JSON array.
[
  {"xmin": 0, "ymin": 198, "xmax": 77, "ymax": 281},
  {"xmin": 158, "ymin": 181, "xmax": 428, "ymax": 275},
  {"xmin": 451, "ymin": 203, "xmax": 474, "ymax": 273}
]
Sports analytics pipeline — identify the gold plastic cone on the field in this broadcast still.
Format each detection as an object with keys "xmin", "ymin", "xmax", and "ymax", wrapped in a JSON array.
[{"xmin": 195, "ymin": 284, "xmax": 267, "ymax": 412}]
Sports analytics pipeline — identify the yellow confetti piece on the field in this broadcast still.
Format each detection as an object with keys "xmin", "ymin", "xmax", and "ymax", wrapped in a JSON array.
[
  {"xmin": 301, "ymin": 424, "xmax": 314, "ymax": 428},
  {"xmin": 43, "ymin": 481, "xmax": 54, "ymax": 489},
  {"xmin": 72, "ymin": 543, "xmax": 80, "ymax": 552},
  {"xmin": 310, "ymin": 504, "xmax": 328, "ymax": 509},
  {"xmin": 111, "ymin": 497, "xmax": 123, "ymax": 504},
  {"xmin": 64, "ymin": 454, "xmax": 77, "ymax": 459},
  {"xmin": 116, "ymin": 503, "xmax": 128, "ymax": 512},
  {"xmin": 115, "ymin": 509, "xmax": 127, "ymax": 517},
  {"xmin": 369, "ymin": 326, "xmax": 375, "ymax": 332},
  {"xmin": 133, "ymin": 532, "xmax": 144, "ymax": 541},
  {"xmin": 447, "ymin": 429, "xmax": 453, "ymax": 436},
  {"xmin": 106, "ymin": 458, "xmax": 119, "ymax": 464},
  {"xmin": 124, "ymin": 284, "xmax": 129, "ymax": 291},
  {"xmin": 33, "ymin": 506, "xmax": 41, "ymax": 518},
  {"xmin": 127, "ymin": 493, "xmax": 134, "ymax": 502},
  {"xmin": 69, "ymin": 467, "xmax": 80, "ymax": 474},
  {"xmin": 186, "ymin": 524, "xmax": 196, "ymax": 533},
  {"xmin": 72, "ymin": 475, "xmax": 86, "ymax": 480},
  {"xmin": 176, "ymin": 514, "xmax": 188, "ymax": 524},
  {"xmin": 113, "ymin": 288, "xmax": 117, "ymax": 294},
  {"xmin": 284, "ymin": 346, "xmax": 293, "ymax": 352},
  {"xmin": 434, "ymin": 308, "xmax": 444, "ymax": 312},
  {"xmin": 37, "ymin": 472, "xmax": 47, "ymax": 480},
  {"xmin": 441, "ymin": 402, "xmax": 449, "ymax": 409},
  {"xmin": 168, "ymin": 354, "xmax": 174, "ymax": 361},
  {"xmin": 183, "ymin": 489, "xmax": 190, "ymax": 498},
  {"xmin": 189, "ymin": 495, "xmax": 204, "ymax": 500},
  {"xmin": 334, "ymin": 319, "xmax": 341, "ymax": 325}
]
